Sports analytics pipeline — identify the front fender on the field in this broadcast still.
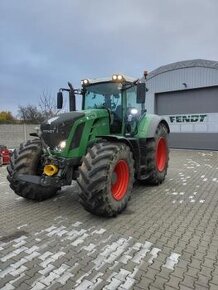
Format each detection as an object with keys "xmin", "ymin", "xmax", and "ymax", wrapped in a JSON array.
[{"xmin": 136, "ymin": 114, "xmax": 170, "ymax": 138}]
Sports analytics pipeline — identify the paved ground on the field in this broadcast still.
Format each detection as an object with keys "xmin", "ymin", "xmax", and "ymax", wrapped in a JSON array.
[{"xmin": 0, "ymin": 149, "xmax": 218, "ymax": 290}]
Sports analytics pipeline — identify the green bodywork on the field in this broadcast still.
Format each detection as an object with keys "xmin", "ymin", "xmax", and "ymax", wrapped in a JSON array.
[
  {"xmin": 46, "ymin": 80, "xmax": 169, "ymax": 164},
  {"xmin": 54, "ymin": 109, "xmax": 110, "ymax": 159},
  {"xmin": 53, "ymin": 110, "xmax": 161, "ymax": 159},
  {"xmin": 136, "ymin": 114, "xmax": 153, "ymax": 138}
]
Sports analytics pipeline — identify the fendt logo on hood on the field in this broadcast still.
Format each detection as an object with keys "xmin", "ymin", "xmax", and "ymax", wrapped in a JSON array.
[
  {"xmin": 42, "ymin": 129, "xmax": 55, "ymax": 133},
  {"xmin": 169, "ymin": 114, "xmax": 207, "ymax": 123}
]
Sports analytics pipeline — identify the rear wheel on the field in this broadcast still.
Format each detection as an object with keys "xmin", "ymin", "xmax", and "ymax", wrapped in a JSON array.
[
  {"xmin": 7, "ymin": 139, "xmax": 59, "ymax": 201},
  {"xmin": 141, "ymin": 124, "xmax": 169, "ymax": 185},
  {"xmin": 77, "ymin": 141, "xmax": 134, "ymax": 217}
]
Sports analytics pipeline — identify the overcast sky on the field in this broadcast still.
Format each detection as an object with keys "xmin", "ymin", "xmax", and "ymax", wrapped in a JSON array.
[{"xmin": 0, "ymin": 0, "xmax": 218, "ymax": 114}]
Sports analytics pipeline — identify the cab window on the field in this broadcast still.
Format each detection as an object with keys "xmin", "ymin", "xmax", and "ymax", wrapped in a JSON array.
[{"xmin": 126, "ymin": 86, "xmax": 142, "ymax": 116}]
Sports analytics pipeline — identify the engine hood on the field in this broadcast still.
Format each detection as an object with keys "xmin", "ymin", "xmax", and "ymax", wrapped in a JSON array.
[{"xmin": 40, "ymin": 112, "xmax": 85, "ymax": 149}]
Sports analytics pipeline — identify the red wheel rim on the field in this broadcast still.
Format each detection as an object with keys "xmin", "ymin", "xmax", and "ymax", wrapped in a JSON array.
[
  {"xmin": 156, "ymin": 137, "xmax": 167, "ymax": 172},
  {"xmin": 111, "ymin": 160, "xmax": 129, "ymax": 201}
]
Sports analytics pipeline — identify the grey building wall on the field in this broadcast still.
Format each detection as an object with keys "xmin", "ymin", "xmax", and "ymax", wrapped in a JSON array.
[
  {"xmin": 144, "ymin": 59, "xmax": 218, "ymax": 113},
  {"xmin": 143, "ymin": 59, "xmax": 218, "ymax": 150},
  {"xmin": 0, "ymin": 124, "xmax": 38, "ymax": 149}
]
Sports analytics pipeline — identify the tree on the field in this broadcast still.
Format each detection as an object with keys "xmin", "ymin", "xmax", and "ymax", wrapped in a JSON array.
[
  {"xmin": 0, "ymin": 111, "xmax": 16, "ymax": 123},
  {"xmin": 39, "ymin": 90, "xmax": 61, "ymax": 120},
  {"xmin": 18, "ymin": 105, "xmax": 43, "ymax": 124},
  {"xmin": 17, "ymin": 91, "xmax": 62, "ymax": 123}
]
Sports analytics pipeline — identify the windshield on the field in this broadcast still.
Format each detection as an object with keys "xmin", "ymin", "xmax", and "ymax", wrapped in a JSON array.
[{"xmin": 84, "ymin": 82, "xmax": 122, "ymax": 115}]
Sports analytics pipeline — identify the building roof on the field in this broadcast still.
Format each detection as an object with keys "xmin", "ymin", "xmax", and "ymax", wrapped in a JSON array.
[{"xmin": 147, "ymin": 59, "xmax": 218, "ymax": 80}]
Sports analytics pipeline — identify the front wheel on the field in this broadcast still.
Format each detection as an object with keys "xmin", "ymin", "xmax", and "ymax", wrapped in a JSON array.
[
  {"xmin": 7, "ymin": 139, "xmax": 59, "ymax": 201},
  {"xmin": 77, "ymin": 141, "xmax": 134, "ymax": 217},
  {"xmin": 141, "ymin": 123, "xmax": 169, "ymax": 185}
]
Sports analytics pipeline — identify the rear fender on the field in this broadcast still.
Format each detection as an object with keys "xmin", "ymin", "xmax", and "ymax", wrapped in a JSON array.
[{"xmin": 137, "ymin": 114, "xmax": 170, "ymax": 138}]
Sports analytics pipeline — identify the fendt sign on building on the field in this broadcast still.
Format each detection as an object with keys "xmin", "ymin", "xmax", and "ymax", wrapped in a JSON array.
[
  {"xmin": 145, "ymin": 59, "xmax": 218, "ymax": 150},
  {"xmin": 164, "ymin": 113, "xmax": 217, "ymax": 134},
  {"xmin": 169, "ymin": 114, "xmax": 207, "ymax": 123},
  {"xmin": 166, "ymin": 114, "xmax": 208, "ymax": 133}
]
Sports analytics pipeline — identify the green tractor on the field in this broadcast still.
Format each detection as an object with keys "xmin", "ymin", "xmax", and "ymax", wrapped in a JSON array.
[{"xmin": 7, "ymin": 73, "xmax": 169, "ymax": 217}]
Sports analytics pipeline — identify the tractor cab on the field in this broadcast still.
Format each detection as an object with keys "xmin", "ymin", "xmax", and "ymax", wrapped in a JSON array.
[
  {"xmin": 57, "ymin": 74, "xmax": 146, "ymax": 136},
  {"xmin": 81, "ymin": 75, "xmax": 146, "ymax": 136}
]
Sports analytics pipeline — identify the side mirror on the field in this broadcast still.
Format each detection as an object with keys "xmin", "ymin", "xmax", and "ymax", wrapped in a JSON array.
[
  {"xmin": 69, "ymin": 90, "xmax": 76, "ymax": 111},
  {"xmin": 136, "ymin": 83, "xmax": 146, "ymax": 103},
  {"xmin": 57, "ymin": 91, "xmax": 63, "ymax": 109}
]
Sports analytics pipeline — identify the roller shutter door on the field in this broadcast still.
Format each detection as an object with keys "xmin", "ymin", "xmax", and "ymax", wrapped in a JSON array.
[{"xmin": 155, "ymin": 86, "xmax": 218, "ymax": 150}]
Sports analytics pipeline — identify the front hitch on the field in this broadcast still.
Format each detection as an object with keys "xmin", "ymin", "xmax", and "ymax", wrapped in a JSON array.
[
  {"xmin": 16, "ymin": 173, "xmax": 70, "ymax": 187},
  {"xmin": 15, "ymin": 155, "xmax": 80, "ymax": 187},
  {"xmin": 15, "ymin": 157, "xmax": 72, "ymax": 187}
]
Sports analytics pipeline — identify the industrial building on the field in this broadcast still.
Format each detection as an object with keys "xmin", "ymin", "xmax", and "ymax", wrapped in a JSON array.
[{"xmin": 144, "ymin": 59, "xmax": 218, "ymax": 150}]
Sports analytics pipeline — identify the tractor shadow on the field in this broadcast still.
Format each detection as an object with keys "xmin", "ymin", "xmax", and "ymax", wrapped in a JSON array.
[{"xmin": 53, "ymin": 181, "xmax": 159, "ymax": 218}]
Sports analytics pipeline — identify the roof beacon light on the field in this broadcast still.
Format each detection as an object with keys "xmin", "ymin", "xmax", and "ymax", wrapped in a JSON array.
[{"xmin": 81, "ymin": 79, "xmax": 89, "ymax": 85}]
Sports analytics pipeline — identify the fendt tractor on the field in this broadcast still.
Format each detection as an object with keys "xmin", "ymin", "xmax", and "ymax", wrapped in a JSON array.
[{"xmin": 7, "ymin": 73, "xmax": 170, "ymax": 217}]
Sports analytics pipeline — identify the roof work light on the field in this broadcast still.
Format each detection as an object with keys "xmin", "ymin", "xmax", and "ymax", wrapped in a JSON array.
[{"xmin": 112, "ymin": 74, "xmax": 125, "ymax": 81}]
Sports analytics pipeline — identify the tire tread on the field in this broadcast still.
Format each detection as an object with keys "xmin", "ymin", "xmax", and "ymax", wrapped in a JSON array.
[
  {"xmin": 77, "ymin": 141, "xmax": 134, "ymax": 217},
  {"xmin": 7, "ymin": 139, "xmax": 58, "ymax": 201}
]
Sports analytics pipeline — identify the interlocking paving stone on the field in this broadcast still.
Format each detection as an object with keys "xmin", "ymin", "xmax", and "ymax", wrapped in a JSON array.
[{"xmin": 0, "ymin": 149, "xmax": 218, "ymax": 289}]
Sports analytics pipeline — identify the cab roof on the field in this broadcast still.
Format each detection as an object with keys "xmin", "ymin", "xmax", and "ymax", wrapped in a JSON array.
[{"xmin": 83, "ymin": 74, "xmax": 137, "ymax": 85}]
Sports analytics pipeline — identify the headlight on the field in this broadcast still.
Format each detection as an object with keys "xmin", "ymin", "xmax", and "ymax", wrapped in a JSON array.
[
  {"xmin": 54, "ymin": 140, "xmax": 67, "ymax": 151},
  {"xmin": 59, "ymin": 140, "xmax": 66, "ymax": 149},
  {"xmin": 130, "ymin": 108, "xmax": 138, "ymax": 115}
]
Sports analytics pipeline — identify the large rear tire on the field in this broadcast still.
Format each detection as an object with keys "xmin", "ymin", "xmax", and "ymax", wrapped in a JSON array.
[
  {"xmin": 7, "ymin": 139, "xmax": 59, "ymax": 201},
  {"xmin": 77, "ymin": 141, "xmax": 134, "ymax": 217},
  {"xmin": 141, "ymin": 123, "xmax": 169, "ymax": 185}
]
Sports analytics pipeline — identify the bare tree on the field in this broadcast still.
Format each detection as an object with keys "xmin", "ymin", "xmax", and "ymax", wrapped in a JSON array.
[
  {"xmin": 39, "ymin": 90, "xmax": 61, "ymax": 120},
  {"xmin": 17, "ymin": 90, "xmax": 63, "ymax": 123},
  {"xmin": 18, "ymin": 105, "xmax": 43, "ymax": 124}
]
